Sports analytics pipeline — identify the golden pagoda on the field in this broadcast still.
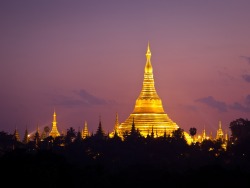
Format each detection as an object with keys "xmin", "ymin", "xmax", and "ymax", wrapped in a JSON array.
[
  {"xmin": 109, "ymin": 112, "xmax": 120, "ymax": 138},
  {"xmin": 118, "ymin": 43, "xmax": 179, "ymax": 138},
  {"xmin": 202, "ymin": 127, "xmax": 207, "ymax": 141},
  {"xmin": 216, "ymin": 120, "xmax": 224, "ymax": 140},
  {"xmin": 224, "ymin": 130, "xmax": 228, "ymax": 142},
  {"xmin": 223, "ymin": 130, "xmax": 229, "ymax": 150},
  {"xmin": 81, "ymin": 120, "xmax": 90, "ymax": 139},
  {"xmin": 49, "ymin": 109, "xmax": 60, "ymax": 138}
]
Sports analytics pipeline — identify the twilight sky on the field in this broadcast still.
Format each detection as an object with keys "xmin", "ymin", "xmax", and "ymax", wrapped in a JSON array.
[{"xmin": 1, "ymin": 0, "xmax": 250, "ymax": 138}]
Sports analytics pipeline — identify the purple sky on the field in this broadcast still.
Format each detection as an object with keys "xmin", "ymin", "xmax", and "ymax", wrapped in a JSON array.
[{"xmin": 1, "ymin": 0, "xmax": 250, "ymax": 139}]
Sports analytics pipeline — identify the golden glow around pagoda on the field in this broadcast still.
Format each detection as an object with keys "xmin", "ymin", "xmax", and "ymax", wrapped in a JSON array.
[
  {"xmin": 82, "ymin": 120, "xmax": 90, "ymax": 139},
  {"xmin": 49, "ymin": 109, "xmax": 61, "ymax": 138},
  {"xmin": 216, "ymin": 120, "xmax": 224, "ymax": 140},
  {"xmin": 109, "ymin": 112, "xmax": 120, "ymax": 138},
  {"xmin": 118, "ymin": 43, "xmax": 180, "ymax": 138}
]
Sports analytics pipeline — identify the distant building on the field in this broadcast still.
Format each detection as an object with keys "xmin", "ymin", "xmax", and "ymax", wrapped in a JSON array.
[
  {"xmin": 49, "ymin": 109, "xmax": 60, "ymax": 138},
  {"xmin": 216, "ymin": 120, "xmax": 224, "ymax": 141},
  {"xmin": 194, "ymin": 121, "xmax": 229, "ymax": 150},
  {"xmin": 109, "ymin": 112, "xmax": 120, "ymax": 138},
  {"xmin": 81, "ymin": 121, "xmax": 90, "ymax": 139}
]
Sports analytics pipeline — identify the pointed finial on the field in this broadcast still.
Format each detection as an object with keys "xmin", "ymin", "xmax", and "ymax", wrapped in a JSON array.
[
  {"xmin": 146, "ymin": 41, "xmax": 151, "ymax": 58},
  {"xmin": 53, "ymin": 108, "xmax": 57, "ymax": 123},
  {"xmin": 53, "ymin": 107, "xmax": 56, "ymax": 116},
  {"xmin": 219, "ymin": 120, "xmax": 222, "ymax": 129},
  {"xmin": 145, "ymin": 41, "xmax": 153, "ymax": 73}
]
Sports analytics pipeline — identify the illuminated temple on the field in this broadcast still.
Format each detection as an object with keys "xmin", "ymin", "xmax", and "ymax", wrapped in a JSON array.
[
  {"xmin": 118, "ymin": 43, "xmax": 183, "ymax": 138},
  {"xmin": 49, "ymin": 109, "xmax": 61, "ymax": 138}
]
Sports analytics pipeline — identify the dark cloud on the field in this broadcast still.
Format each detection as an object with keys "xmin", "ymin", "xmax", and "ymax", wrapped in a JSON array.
[
  {"xmin": 51, "ymin": 95, "xmax": 85, "ymax": 107},
  {"xmin": 230, "ymin": 102, "xmax": 250, "ymax": 112},
  {"xmin": 195, "ymin": 96, "xmax": 227, "ymax": 112},
  {"xmin": 242, "ymin": 74, "xmax": 250, "ymax": 83},
  {"xmin": 229, "ymin": 95, "xmax": 250, "ymax": 112},
  {"xmin": 51, "ymin": 89, "xmax": 114, "ymax": 107},
  {"xmin": 240, "ymin": 56, "xmax": 250, "ymax": 64},
  {"xmin": 246, "ymin": 95, "xmax": 250, "ymax": 106},
  {"xmin": 196, "ymin": 95, "xmax": 250, "ymax": 113},
  {"xmin": 76, "ymin": 89, "xmax": 108, "ymax": 105}
]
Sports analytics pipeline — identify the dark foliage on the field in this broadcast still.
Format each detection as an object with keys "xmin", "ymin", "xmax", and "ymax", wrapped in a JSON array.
[
  {"xmin": 1, "ymin": 118, "xmax": 250, "ymax": 187},
  {"xmin": 229, "ymin": 118, "xmax": 250, "ymax": 141},
  {"xmin": 189, "ymin": 127, "xmax": 197, "ymax": 138}
]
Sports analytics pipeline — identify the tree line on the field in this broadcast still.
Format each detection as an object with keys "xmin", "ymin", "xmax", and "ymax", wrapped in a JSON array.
[{"xmin": 0, "ymin": 118, "xmax": 250, "ymax": 187}]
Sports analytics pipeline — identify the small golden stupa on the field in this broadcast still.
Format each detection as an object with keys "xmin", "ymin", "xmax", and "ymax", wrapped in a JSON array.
[{"xmin": 49, "ymin": 109, "xmax": 61, "ymax": 138}]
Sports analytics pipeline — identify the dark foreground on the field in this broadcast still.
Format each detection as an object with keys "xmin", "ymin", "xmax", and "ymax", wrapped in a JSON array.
[{"xmin": 1, "ymin": 148, "xmax": 250, "ymax": 188}]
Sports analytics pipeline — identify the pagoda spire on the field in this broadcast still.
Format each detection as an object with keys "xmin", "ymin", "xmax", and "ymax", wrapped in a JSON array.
[
  {"xmin": 146, "ymin": 41, "xmax": 151, "ymax": 61},
  {"xmin": 202, "ymin": 126, "xmax": 206, "ymax": 141},
  {"xmin": 109, "ymin": 112, "xmax": 121, "ymax": 138},
  {"xmin": 225, "ymin": 130, "xmax": 228, "ymax": 141},
  {"xmin": 49, "ymin": 109, "xmax": 60, "ymax": 138},
  {"xmin": 145, "ymin": 41, "xmax": 153, "ymax": 75},
  {"xmin": 216, "ymin": 120, "xmax": 224, "ymax": 140},
  {"xmin": 136, "ymin": 42, "xmax": 162, "ymax": 112},
  {"xmin": 81, "ymin": 121, "xmax": 89, "ymax": 139}
]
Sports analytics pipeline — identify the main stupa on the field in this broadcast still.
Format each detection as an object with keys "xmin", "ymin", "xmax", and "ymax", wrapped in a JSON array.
[{"xmin": 118, "ymin": 43, "xmax": 179, "ymax": 137}]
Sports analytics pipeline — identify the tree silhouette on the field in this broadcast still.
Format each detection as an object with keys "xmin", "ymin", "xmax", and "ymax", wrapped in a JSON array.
[
  {"xmin": 189, "ymin": 127, "xmax": 197, "ymax": 142},
  {"xmin": 22, "ymin": 128, "xmax": 29, "ymax": 144},
  {"xmin": 229, "ymin": 118, "xmax": 250, "ymax": 142},
  {"xmin": 65, "ymin": 127, "xmax": 76, "ymax": 145},
  {"xmin": 172, "ymin": 128, "xmax": 185, "ymax": 140},
  {"xmin": 75, "ymin": 127, "xmax": 83, "ymax": 143},
  {"xmin": 124, "ymin": 118, "xmax": 142, "ymax": 142},
  {"xmin": 94, "ymin": 119, "xmax": 106, "ymax": 140},
  {"xmin": 0, "ymin": 131, "xmax": 13, "ymax": 152},
  {"xmin": 44, "ymin": 126, "xmax": 50, "ymax": 137}
]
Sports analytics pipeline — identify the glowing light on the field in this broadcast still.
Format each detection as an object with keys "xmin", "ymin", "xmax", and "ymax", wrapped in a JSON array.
[
  {"xmin": 49, "ymin": 109, "xmax": 60, "ymax": 138},
  {"xmin": 118, "ymin": 43, "xmax": 192, "ymax": 143}
]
